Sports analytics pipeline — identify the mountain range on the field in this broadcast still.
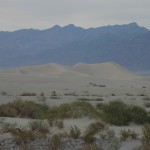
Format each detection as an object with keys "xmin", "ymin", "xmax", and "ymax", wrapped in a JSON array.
[{"xmin": 0, "ymin": 22, "xmax": 150, "ymax": 71}]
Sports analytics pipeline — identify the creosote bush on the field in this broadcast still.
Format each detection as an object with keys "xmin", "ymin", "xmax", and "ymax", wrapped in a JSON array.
[
  {"xmin": 99, "ymin": 100, "xmax": 150, "ymax": 126},
  {"xmin": 20, "ymin": 92, "xmax": 37, "ymax": 96},
  {"xmin": 0, "ymin": 99, "xmax": 49, "ymax": 119},
  {"xmin": 0, "ymin": 99, "xmax": 150, "ymax": 127}
]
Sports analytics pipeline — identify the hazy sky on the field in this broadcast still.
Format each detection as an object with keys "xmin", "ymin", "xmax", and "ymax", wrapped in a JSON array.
[{"xmin": 0, "ymin": 0, "xmax": 150, "ymax": 31}]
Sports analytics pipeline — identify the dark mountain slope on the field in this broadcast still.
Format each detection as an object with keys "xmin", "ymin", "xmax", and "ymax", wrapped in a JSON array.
[{"xmin": 0, "ymin": 22, "xmax": 150, "ymax": 71}]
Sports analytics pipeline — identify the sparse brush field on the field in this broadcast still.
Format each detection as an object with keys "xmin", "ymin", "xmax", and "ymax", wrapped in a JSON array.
[
  {"xmin": 0, "ymin": 97, "xmax": 149, "ymax": 150},
  {"xmin": 0, "ymin": 97, "xmax": 150, "ymax": 149},
  {"xmin": 0, "ymin": 99, "xmax": 150, "ymax": 125}
]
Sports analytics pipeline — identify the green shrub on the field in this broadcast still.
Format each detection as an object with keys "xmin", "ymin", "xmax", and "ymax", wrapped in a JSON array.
[
  {"xmin": 129, "ymin": 105, "xmax": 148, "ymax": 124},
  {"xmin": 0, "ymin": 99, "xmax": 49, "ymax": 119},
  {"xmin": 100, "ymin": 101, "xmax": 131, "ymax": 125},
  {"xmin": 99, "ymin": 101, "xmax": 149, "ymax": 125},
  {"xmin": 47, "ymin": 101, "xmax": 97, "ymax": 119}
]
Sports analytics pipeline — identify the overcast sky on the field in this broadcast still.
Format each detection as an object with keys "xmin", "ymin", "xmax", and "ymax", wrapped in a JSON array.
[{"xmin": 0, "ymin": 0, "xmax": 150, "ymax": 31}]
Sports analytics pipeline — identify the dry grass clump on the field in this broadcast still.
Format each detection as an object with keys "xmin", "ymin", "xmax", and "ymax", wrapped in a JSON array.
[
  {"xmin": 99, "ymin": 128, "xmax": 115, "ymax": 140},
  {"xmin": 134, "ymin": 124, "xmax": 150, "ymax": 150},
  {"xmin": 49, "ymin": 134, "xmax": 61, "ymax": 150},
  {"xmin": 69, "ymin": 125, "xmax": 81, "ymax": 139},
  {"xmin": 141, "ymin": 124, "xmax": 150, "ymax": 149},
  {"xmin": 12, "ymin": 129, "xmax": 35, "ymax": 145},
  {"xmin": 83, "ymin": 121, "xmax": 105, "ymax": 143},
  {"xmin": 120, "ymin": 129, "xmax": 138, "ymax": 141},
  {"xmin": 28, "ymin": 120, "xmax": 49, "ymax": 137}
]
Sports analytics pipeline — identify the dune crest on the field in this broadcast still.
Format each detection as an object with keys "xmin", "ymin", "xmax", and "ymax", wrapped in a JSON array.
[
  {"xmin": 0, "ymin": 62, "xmax": 138, "ymax": 80},
  {"xmin": 73, "ymin": 62, "xmax": 137, "ymax": 80}
]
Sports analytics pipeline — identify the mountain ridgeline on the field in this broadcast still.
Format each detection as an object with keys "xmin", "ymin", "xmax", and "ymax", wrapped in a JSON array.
[{"xmin": 0, "ymin": 22, "xmax": 150, "ymax": 71}]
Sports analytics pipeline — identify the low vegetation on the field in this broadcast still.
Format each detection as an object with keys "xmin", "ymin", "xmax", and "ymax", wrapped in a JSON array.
[
  {"xmin": 20, "ymin": 92, "xmax": 37, "ymax": 96},
  {"xmin": 0, "ymin": 99, "xmax": 150, "ymax": 126},
  {"xmin": 98, "ymin": 101, "xmax": 150, "ymax": 125},
  {"xmin": 120, "ymin": 129, "xmax": 138, "ymax": 141},
  {"xmin": 0, "ymin": 99, "xmax": 49, "ymax": 118}
]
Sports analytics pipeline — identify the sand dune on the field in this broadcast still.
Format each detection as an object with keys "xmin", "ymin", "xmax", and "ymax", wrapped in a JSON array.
[
  {"xmin": 1, "ymin": 63, "xmax": 68, "ymax": 75},
  {"xmin": 73, "ymin": 62, "xmax": 137, "ymax": 80},
  {"xmin": 0, "ymin": 62, "xmax": 137, "ymax": 80}
]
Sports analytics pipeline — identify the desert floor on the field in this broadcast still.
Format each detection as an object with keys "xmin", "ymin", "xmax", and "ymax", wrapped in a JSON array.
[{"xmin": 0, "ymin": 62, "xmax": 150, "ymax": 149}]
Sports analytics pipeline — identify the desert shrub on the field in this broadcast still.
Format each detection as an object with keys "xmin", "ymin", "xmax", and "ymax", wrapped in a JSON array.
[
  {"xmin": 11, "ymin": 129, "xmax": 35, "ymax": 145},
  {"xmin": 69, "ymin": 125, "xmax": 81, "ymax": 139},
  {"xmin": 143, "ymin": 97, "xmax": 150, "ymax": 101},
  {"xmin": 47, "ymin": 101, "xmax": 97, "ymax": 120},
  {"xmin": 37, "ymin": 92, "xmax": 47, "ymax": 101},
  {"xmin": 20, "ymin": 92, "xmax": 37, "ymax": 96},
  {"xmin": 50, "ymin": 91, "xmax": 61, "ymax": 99},
  {"xmin": 0, "ymin": 99, "xmax": 49, "ymax": 119},
  {"xmin": 78, "ymin": 98, "xmax": 90, "ymax": 101},
  {"xmin": 99, "ymin": 128, "xmax": 115, "ymax": 140},
  {"xmin": 99, "ymin": 101, "xmax": 149, "ymax": 125},
  {"xmin": 99, "ymin": 101, "xmax": 131, "ymax": 125},
  {"xmin": 69, "ymin": 101, "xmax": 98, "ymax": 118},
  {"xmin": 50, "ymin": 134, "xmax": 61, "ymax": 150},
  {"xmin": 120, "ymin": 129, "xmax": 138, "ymax": 141},
  {"xmin": 83, "ymin": 121, "xmax": 105, "ymax": 143},
  {"xmin": 0, "ymin": 91, "xmax": 7, "ymax": 95},
  {"xmin": 144, "ymin": 102, "xmax": 150, "ymax": 108},
  {"xmin": 54, "ymin": 119, "xmax": 64, "ymax": 129},
  {"xmin": 28, "ymin": 120, "xmax": 49, "ymax": 136},
  {"xmin": 129, "ymin": 105, "xmax": 148, "ymax": 124},
  {"xmin": 142, "ymin": 124, "xmax": 150, "ymax": 147}
]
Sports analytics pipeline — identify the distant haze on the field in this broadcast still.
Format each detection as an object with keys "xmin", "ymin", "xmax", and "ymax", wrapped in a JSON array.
[{"xmin": 0, "ymin": 0, "xmax": 150, "ymax": 31}]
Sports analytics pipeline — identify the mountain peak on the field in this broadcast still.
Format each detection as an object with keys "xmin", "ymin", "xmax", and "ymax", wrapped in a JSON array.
[
  {"xmin": 63, "ymin": 24, "xmax": 76, "ymax": 29},
  {"xmin": 51, "ymin": 25, "xmax": 61, "ymax": 29},
  {"xmin": 128, "ymin": 22, "xmax": 139, "ymax": 27}
]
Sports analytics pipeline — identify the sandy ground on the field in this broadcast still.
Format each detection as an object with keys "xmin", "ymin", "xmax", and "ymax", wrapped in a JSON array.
[{"xmin": 0, "ymin": 62, "xmax": 150, "ymax": 149}]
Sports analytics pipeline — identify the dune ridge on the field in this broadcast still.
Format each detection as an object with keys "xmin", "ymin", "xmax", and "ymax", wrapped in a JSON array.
[{"xmin": 0, "ymin": 62, "xmax": 137, "ymax": 80}]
